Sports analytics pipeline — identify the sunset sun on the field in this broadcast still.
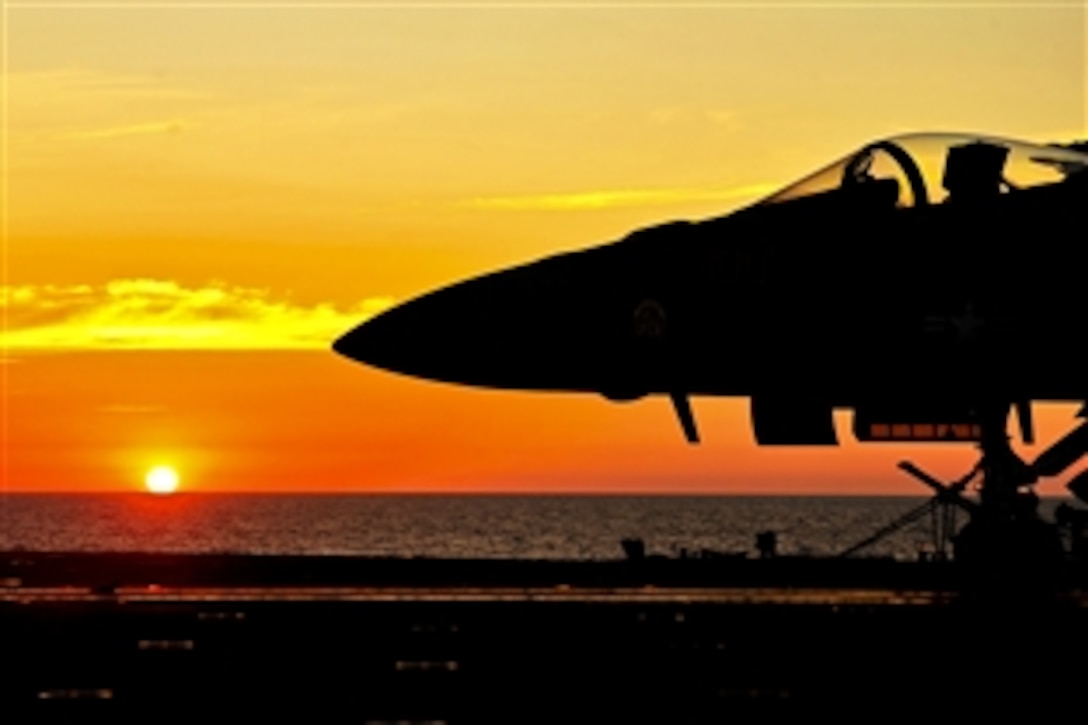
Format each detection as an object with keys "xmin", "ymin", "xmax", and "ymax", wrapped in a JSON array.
[{"xmin": 145, "ymin": 465, "xmax": 180, "ymax": 495}]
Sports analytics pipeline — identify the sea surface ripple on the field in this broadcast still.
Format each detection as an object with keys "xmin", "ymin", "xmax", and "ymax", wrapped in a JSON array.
[
  {"xmin": 5, "ymin": 494, "xmax": 1066, "ymax": 560},
  {"xmin": 8, "ymin": 492, "xmax": 1066, "ymax": 557}
]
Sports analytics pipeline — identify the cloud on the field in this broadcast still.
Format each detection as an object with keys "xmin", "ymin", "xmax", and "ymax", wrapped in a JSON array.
[
  {"xmin": 0, "ymin": 279, "xmax": 393, "ymax": 351},
  {"xmin": 10, "ymin": 68, "xmax": 207, "ymax": 104},
  {"xmin": 11, "ymin": 68, "xmax": 208, "ymax": 146},
  {"xmin": 463, "ymin": 183, "xmax": 778, "ymax": 212},
  {"xmin": 704, "ymin": 109, "xmax": 742, "ymax": 132},
  {"xmin": 60, "ymin": 120, "xmax": 191, "ymax": 141}
]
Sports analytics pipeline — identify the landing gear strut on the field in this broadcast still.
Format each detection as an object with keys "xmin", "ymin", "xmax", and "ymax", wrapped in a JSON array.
[
  {"xmin": 951, "ymin": 405, "xmax": 1063, "ymax": 570},
  {"xmin": 844, "ymin": 403, "xmax": 1088, "ymax": 576}
]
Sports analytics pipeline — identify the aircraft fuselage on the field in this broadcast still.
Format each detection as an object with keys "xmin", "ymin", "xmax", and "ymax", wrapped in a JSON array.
[{"xmin": 334, "ymin": 134, "xmax": 1088, "ymax": 445}]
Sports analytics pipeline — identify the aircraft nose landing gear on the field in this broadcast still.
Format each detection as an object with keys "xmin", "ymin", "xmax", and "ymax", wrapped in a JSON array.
[
  {"xmin": 950, "ymin": 407, "xmax": 1065, "ymax": 576},
  {"xmin": 844, "ymin": 402, "xmax": 1088, "ymax": 587}
]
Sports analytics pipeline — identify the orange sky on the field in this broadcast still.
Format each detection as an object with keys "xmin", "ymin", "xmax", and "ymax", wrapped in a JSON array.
[{"xmin": 3, "ymin": 3, "xmax": 1086, "ymax": 493}]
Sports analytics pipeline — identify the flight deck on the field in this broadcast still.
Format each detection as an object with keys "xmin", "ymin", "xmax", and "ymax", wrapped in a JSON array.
[{"xmin": 5, "ymin": 552, "xmax": 1088, "ymax": 719}]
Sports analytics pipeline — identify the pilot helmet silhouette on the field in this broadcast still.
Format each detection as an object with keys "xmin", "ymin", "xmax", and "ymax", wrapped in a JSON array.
[{"xmin": 942, "ymin": 141, "xmax": 1010, "ymax": 202}]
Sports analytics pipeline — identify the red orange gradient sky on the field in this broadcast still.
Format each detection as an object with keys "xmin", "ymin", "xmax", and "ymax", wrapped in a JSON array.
[{"xmin": 3, "ymin": 2, "xmax": 1086, "ymax": 493}]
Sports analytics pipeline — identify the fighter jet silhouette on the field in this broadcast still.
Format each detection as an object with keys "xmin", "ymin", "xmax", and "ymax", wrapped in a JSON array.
[
  {"xmin": 335, "ymin": 133, "xmax": 1087, "ymax": 448},
  {"xmin": 335, "ymin": 133, "xmax": 1088, "ymax": 563}
]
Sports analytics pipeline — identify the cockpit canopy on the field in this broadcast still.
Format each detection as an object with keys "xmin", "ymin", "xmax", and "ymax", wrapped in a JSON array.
[{"xmin": 759, "ymin": 133, "xmax": 1088, "ymax": 209}]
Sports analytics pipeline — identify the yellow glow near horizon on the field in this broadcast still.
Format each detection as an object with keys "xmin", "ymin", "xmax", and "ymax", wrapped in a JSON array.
[
  {"xmin": 145, "ymin": 466, "xmax": 180, "ymax": 495},
  {"xmin": 0, "ymin": 279, "xmax": 394, "ymax": 350}
]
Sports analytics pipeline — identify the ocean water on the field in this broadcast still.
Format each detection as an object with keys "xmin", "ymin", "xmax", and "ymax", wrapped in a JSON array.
[{"xmin": 3, "ymin": 494, "xmax": 1059, "ymax": 561}]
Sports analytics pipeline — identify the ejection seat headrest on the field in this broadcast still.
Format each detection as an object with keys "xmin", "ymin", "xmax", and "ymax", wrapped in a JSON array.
[{"xmin": 942, "ymin": 141, "xmax": 1010, "ymax": 201}]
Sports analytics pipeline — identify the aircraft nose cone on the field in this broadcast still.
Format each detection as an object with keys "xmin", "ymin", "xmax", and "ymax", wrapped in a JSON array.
[
  {"xmin": 331, "ymin": 320, "xmax": 380, "ymax": 367},
  {"xmin": 333, "ymin": 272, "xmax": 522, "ymax": 383},
  {"xmin": 332, "ymin": 298, "xmax": 440, "ymax": 376},
  {"xmin": 332, "ymin": 257, "xmax": 605, "ymax": 389}
]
